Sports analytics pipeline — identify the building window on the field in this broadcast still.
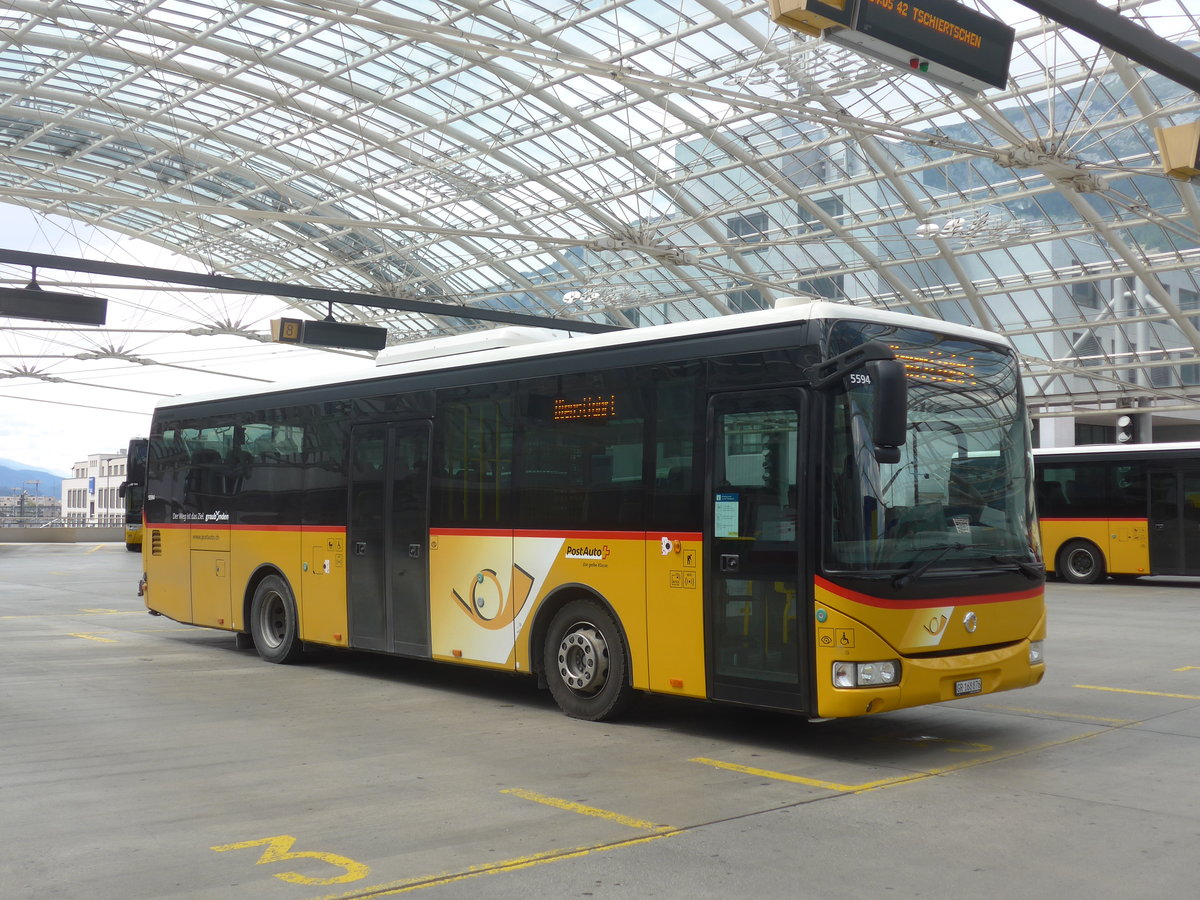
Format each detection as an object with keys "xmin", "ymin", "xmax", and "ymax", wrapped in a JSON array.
[
  {"xmin": 797, "ymin": 273, "xmax": 844, "ymax": 300},
  {"xmin": 1150, "ymin": 360, "xmax": 1172, "ymax": 388},
  {"xmin": 1071, "ymin": 280, "xmax": 1101, "ymax": 309},
  {"xmin": 727, "ymin": 212, "xmax": 769, "ymax": 245},
  {"xmin": 799, "ymin": 195, "xmax": 844, "ymax": 231},
  {"xmin": 727, "ymin": 289, "xmax": 763, "ymax": 312},
  {"xmin": 1181, "ymin": 288, "xmax": 1199, "ymax": 329},
  {"xmin": 1074, "ymin": 332, "xmax": 1104, "ymax": 367}
]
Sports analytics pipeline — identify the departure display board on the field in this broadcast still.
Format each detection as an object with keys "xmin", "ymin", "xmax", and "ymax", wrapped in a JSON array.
[{"xmin": 854, "ymin": 0, "xmax": 1014, "ymax": 90}]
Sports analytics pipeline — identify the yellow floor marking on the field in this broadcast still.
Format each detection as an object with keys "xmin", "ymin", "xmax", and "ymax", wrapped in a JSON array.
[
  {"xmin": 313, "ymin": 727, "xmax": 1114, "ymax": 899},
  {"xmin": 68, "ymin": 632, "xmax": 118, "ymax": 643},
  {"xmin": 86, "ymin": 544, "xmax": 106, "ymax": 553},
  {"xmin": 692, "ymin": 728, "xmax": 1108, "ymax": 793},
  {"xmin": 983, "ymin": 704, "xmax": 1135, "ymax": 725},
  {"xmin": 1075, "ymin": 684, "xmax": 1200, "ymax": 701},
  {"xmin": 691, "ymin": 757, "xmax": 888, "ymax": 792},
  {"xmin": 1174, "ymin": 666, "xmax": 1200, "ymax": 672},
  {"xmin": 313, "ymin": 830, "xmax": 681, "ymax": 899},
  {"xmin": 501, "ymin": 788, "xmax": 670, "ymax": 832}
]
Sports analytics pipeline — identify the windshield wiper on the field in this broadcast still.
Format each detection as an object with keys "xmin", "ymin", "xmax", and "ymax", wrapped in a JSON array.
[
  {"xmin": 990, "ymin": 555, "xmax": 1043, "ymax": 580},
  {"xmin": 892, "ymin": 543, "xmax": 965, "ymax": 589}
]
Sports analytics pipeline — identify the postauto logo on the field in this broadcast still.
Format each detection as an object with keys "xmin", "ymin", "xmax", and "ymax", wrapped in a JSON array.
[{"xmin": 564, "ymin": 544, "xmax": 610, "ymax": 561}]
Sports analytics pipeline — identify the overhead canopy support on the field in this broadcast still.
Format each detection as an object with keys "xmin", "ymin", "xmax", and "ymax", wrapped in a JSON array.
[
  {"xmin": 0, "ymin": 249, "xmax": 622, "ymax": 336},
  {"xmin": 1014, "ymin": 0, "xmax": 1200, "ymax": 96}
]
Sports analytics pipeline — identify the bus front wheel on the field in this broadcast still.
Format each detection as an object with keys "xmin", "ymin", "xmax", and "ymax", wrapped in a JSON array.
[
  {"xmin": 1059, "ymin": 540, "xmax": 1106, "ymax": 585},
  {"xmin": 250, "ymin": 575, "xmax": 303, "ymax": 664},
  {"xmin": 543, "ymin": 599, "xmax": 635, "ymax": 721}
]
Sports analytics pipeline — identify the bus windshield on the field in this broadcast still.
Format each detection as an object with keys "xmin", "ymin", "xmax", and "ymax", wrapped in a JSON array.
[{"xmin": 826, "ymin": 323, "xmax": 1037, "ymax": 574}]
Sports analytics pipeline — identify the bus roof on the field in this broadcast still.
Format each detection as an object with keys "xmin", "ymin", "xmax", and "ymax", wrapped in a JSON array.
[
  {"xmin": 1034, "ymin": 441, "xmax": 1200, "ymax": 459},
  {"xmin": 153, "ymin": 299, "xmax": 1014, "ymax": 412}
]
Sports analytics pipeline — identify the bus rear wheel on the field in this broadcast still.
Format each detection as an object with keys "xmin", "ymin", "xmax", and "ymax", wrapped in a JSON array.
[
  {"xmin": 1059, "ymin": 540, "xmax": 1106, "ymax": 585},
  {"xmin": 250, "ymin": 575, "xmax": 303, "ymax": 664},
  {"xmin": 543, "ymin": 599, "xmax": 635, "ymax": 721}
]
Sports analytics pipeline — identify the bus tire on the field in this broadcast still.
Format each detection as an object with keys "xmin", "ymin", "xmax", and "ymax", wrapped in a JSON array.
[
  {"xmin": 250, "ymin": 575, "xmax": 303, "ymax": 664},
  {"xmin": 543, "ymin": 599, "xmax": 635, "ymax": 721},
  {"xmin": 1059, "ymin": 540, "xmax": 1105, "ymax": 585},
  {"xmin": 125, "ymin": 542, "xmax": 141, "ymax": 552}
]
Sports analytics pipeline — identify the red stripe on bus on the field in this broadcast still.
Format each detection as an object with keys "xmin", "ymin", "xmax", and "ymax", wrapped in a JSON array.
[
  {"xmin": 1038, "ymin": 517, "xmax": 1145, "ymax": 523},
  {"xmin": 815, "ymin": 575, "xmax": 1042, "ymax": 609}
]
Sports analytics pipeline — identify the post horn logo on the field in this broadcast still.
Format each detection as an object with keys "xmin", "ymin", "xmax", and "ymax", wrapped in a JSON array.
[{"xmin": 452, "ymin": 565, "xmax": 535, "ymax": 630}]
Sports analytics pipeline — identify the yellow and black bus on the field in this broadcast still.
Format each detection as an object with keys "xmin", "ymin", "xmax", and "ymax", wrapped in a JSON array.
[
  {"xmin": 118, "ymin": 437, "xmax": 148, "ymax": 552},
  {"xmin": 140, "ymin": 301, "xmax": 1045, "ymax": 720},
  {"xmin": 1035, "ymin": 442, "xmax": 1200, "ymax": 583}
]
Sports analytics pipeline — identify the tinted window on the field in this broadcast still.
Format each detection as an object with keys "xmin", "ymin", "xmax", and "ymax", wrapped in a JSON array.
[
  {"xmin": 651, "ymin": 363, "xmax": 702, "ymax": 531},
  {"xmin": 1038, "ymin": 460, "xmax": 1146, "ymax": 518},
  {"xmin": 433, "ymin": 386, "xmax": 513, "ymax": 528},
  {"xmin": 517, "ymin": 371, "xmax": 645, "ymax": 530}
]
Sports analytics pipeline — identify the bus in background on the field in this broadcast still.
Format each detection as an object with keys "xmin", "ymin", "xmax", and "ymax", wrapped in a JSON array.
[
  {"xmin": 1035, "ymin": 442, "xmax": 1200, "ymax": 583},
  {"xmin": 140, "ymin": 301, "xmax": 1045, "ymax": 721},
  {"xmin": 118, "ymin": 437, "xmax": 148, "ymax": 552}
]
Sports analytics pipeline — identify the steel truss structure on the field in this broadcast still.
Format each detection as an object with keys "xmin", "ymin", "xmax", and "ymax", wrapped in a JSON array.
[{"xmin": 2, "ymin": 0, "xmax": 1200, "ymax": 439}]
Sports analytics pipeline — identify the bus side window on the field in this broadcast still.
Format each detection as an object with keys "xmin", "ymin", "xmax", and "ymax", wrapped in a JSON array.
[
  {"xmin": 1036, "ymin": 479, "xmax": 1066, "ymax": 516},
  {"xmin": 432, "ymin": 388, "xmax": 513, "ymax": 528},
  {"xmin": 651, "ymin": 364, "xmax": 701, "ymax": 532}
]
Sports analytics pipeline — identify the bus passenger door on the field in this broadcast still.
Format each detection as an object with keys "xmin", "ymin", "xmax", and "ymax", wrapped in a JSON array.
[
  {"xmin": 1149, "ymin": 467, "xmax": 1200, "ymax": 575},
  {"xmin": 348, "ymin": 421, "xmax": 432, "ymax": 657},
  {"xmin": 705, "ymin": 392, "xmax": 809, "ymax": 712}
]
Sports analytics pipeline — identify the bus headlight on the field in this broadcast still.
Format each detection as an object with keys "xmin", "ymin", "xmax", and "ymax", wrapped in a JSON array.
[
  {"xmin": 832, "ymin": 660, "xmax": 900, "ymax": 688},
  {"xmin": 1029, "ymin": 641, "xmax": 1044, "ymax": 665}
]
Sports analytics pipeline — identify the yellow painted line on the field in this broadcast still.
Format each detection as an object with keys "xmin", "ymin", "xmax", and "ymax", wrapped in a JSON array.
[
  {"xmin": 1174, "ymin": 666, "xmax": 1200, "ymax": 672},
  {"xmin": 501, "ymin": 788, "xmax": 669, "ymax": 832},
  {"xmin": 313, "ymin": 725, "xmax": 1112, "ymax": 900},
  {"xmin": 68, "ymin": 632, "xmax": 118, "ymax": 643},
  {"xmin": 86, "ymin": 544, "xmax": 106, "ymax": 554},
  {"xmin": 312, "ymin": 830, "xmax": 682, "ymax": 899},
  {"xmin": 693, "ymin": 728, "xmax": 1109, "ymax": 793},
  {"xmin": 983, "ymin": 704, "xmax": 1135, "ymax": 725},
  {"xmin": 691, "ymin": 757, "xmax": 888, "ymax": 792},
  {"xmin": 1075, "ymin": 684, "xmax": 1200, "ymax": 701}
]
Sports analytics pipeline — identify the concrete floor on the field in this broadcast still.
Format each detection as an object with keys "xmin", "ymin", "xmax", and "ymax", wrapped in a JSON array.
[{"xmin": 2, "ymin": 541, "xmax": 1198, "ymax": 899}]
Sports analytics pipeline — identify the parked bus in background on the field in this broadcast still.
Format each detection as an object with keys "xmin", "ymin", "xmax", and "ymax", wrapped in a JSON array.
[
  {"xmin": 1035, "ymin": 442, "xmax": 1200, "ymax": 583},
  {"xmin": 139, "ymin": 301, "xmax": 1045, "ymax": 721},
  {"xmin": 118, "ymin": 437, "xmax": 148, "ymax": 552}
]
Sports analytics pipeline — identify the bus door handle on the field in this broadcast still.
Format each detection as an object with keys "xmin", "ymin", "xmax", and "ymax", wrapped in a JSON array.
[
  {"xmin": 408, "ymin": 543, "xmax": 422, "ymax": 559},
  {"xmin": 355, "ymin": 541, "xmax": 368, "ymax": 556},
  {"xmin": 720, "ymin": 553, "xmax": 740, "ymax": 573}
]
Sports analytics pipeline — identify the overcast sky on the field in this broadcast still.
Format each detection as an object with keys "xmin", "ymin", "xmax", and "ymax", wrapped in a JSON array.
[{"xmin": 0, "ymin": 205, "xmax": 376, "ymax": 477}]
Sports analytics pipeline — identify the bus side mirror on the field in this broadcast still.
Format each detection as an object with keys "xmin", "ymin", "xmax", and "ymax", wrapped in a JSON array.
[
  {"xmin": 118, "ymin": 482, "xmax": 127, "ymax": 500},
  {"xmin": 869, "ymin": 358, "xmax": 907, "ymax": 464}
]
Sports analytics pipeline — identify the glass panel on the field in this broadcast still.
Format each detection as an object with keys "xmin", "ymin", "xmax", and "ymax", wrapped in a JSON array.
[
  {"xmin": 517, "ymin": 371, "xmax": 645, "ymax": 530},
  {"xmin": 432, "ymin": 387, "xmax": 513, "ymax": 528},
  {"xmin": 712, "ymin": 405, "xmax": 799, "ymax": 686},
  {"xmin": 826, "ymin": 322, "xmax": 1036, "ymax": 574}
]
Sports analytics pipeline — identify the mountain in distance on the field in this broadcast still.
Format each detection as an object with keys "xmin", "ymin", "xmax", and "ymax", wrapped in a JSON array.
[{"xmin": 0, "ymin": 459, "xmax": 67, "ymax": 496}]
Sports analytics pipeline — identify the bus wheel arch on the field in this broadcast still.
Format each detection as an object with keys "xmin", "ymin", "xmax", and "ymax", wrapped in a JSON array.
[
  {"xmin": 533, "ymin": 589, "xmax": 636, "ymax": 721},
  {"xmin": 1058, "ymin": 539, "xmax": 1106, "ymax": 585},
  {"xmin": 247, "ymin": 569, "xmax": 303, "ymax": 664}
]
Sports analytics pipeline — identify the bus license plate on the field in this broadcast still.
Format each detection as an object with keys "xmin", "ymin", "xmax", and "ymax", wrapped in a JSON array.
[{"xmin": 955, "ymin": 677, "xmax": 983, "ymax": 696}]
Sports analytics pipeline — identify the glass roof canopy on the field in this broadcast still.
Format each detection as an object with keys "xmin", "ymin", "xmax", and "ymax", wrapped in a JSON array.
[{"xmin": 2, "ymin": 0, "xmax": 1200, "ymax": 438}]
